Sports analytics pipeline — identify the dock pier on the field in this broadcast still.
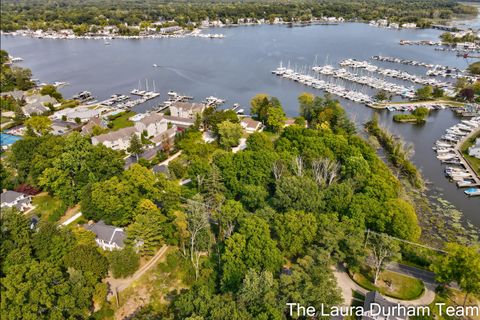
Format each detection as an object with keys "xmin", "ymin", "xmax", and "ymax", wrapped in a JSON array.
[{"xmin": 454, "ymin": 127, "xmax": 480, "ymax": 191}]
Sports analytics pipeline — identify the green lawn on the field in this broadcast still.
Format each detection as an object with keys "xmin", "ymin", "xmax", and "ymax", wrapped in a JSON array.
[
  {"xmin": 109, "ymin": 111, "xmax": 135, "ymax": 131},
  {"xmin": 351, "ymin": 267, "xmax": 425, "ymax": 300},
  {"xmin": 460, "ymin": 132, "xmax": 480, "ymax": 177},
  {"xmin": 32, "ymin": 193, "xmax": 67, "ymax": 222}
]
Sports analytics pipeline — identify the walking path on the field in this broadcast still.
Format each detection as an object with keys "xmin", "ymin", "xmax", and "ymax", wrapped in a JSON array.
[
  {"xmin": 333, "ymin": 263, "xmax": 436, "ymax": 306},
  {"xmin": 107, "ymin": 245, "xmax": 169, "ymax": 298}
]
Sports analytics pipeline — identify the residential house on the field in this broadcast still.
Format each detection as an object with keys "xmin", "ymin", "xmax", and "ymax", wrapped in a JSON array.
[
  {"xmin": 151, "ymin": 126, "xmax": 177, "ymax": 146},
  {"xmin": 240, "ymin": 117, "xmax": 263, "ymax": 133},
  {"xmin": 83, "ymin": 221, "xmax": 126, "ymax": 251},
  {"xmin": 22, "ymin": 102, "xmax": 50, "ymax": 117},
  {"xmin": 91, "ymin": 126, "xmax": 139, "ymax": 150},
  {"xmin": 362, "ymin": 291, "xmax": 408, "ymax": 320},
  {"xmin": 134, "ymin": 112, "xmax": 168, "ymax": 137},
  {"xmin": 81, "ymin": 117, "xmax": 108, "ymax": 135},
  {"xmin": 0, "ymin": 190, "xmax": 32, "ymax": 212},
  {"xmin": 25, "ymin": 94, "xmax": 57, "ymax": 105},
  {"xmin": 163, "ymin": 115, "xmax": 195, "ymax": 129},
  {"xmin": 1, "ymin": 90, "xmax": 25, "ymax": 101},
  {"xmin": 51, "ymin": 120, "xmax": 82, "ymax": 135},
  {"xmin": 53, "ymin": 106, "xmax": 101, "ymax": 122},
  {"xmin": 169, "ymin": 102, "xmax": 206, "ymax": 119}
]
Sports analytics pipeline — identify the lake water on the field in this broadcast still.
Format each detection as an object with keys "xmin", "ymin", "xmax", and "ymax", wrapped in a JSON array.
[{"xmin": 2, "ymin": 23, "xmax": 479, "ymax": 226}]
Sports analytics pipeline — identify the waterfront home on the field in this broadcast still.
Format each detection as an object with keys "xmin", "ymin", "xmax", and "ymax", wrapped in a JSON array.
[
  {"xmin": 51, "ymin": 119, "xmax": 82, "ymax": 135},
  {"xmin": 91, "ymin": 126, "xmax": 139, "ymax": 150},
  {"xmin": 469, "ymin": 138, "xmax": 480, "ymax": 159},
  {"xmin": 170, "ymin": 102, "xmax": 206, "ymax": 119},
  {"xmin": 25, "ymin": 94, "xmax": 57, "ymax": 105},
  {"xmin": 151, "ymin": 126, "xmax": 177, "ymax": 146},
  {"xmin": 81, "ymin": 117, "xmax": 108, "ymax": 135},
  {"xmin": 0, "ymin": 90, "xmax": 25, "ymax": 101},
  {"xmin": 53, "ymin": 106, "xmax": 102, "ymax": 122},
  {"xmin": 362, "ymin": 291, "xmax": 408, "ymax": 320},
  {"xmin": 134, "ymin": 112, "xmax": 168, "ymax": 137},
  {"xmin": 22, "ymin": 102, "xmax": 50, "ymax": 117},
  {"xmin": 0, "ymin": 190, "xmax": 32, "ymax": 212},
  {"xmin": 83, "ymin": 221, "xmax": 125, "ymax": 251},
  {"xmin": 163, "ymin": 115, "xmax": 195, "ymax": 129},
  {"xmin": 240, "ymin": 117, "xmax": 263, "ymax": 133}
]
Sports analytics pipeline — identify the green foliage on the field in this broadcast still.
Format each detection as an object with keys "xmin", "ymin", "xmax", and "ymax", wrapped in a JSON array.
[
  {"xmin": 40, "ymin": 84, "xmax": 63, "ymax": 101},
  {"xmin": 217, "ymin": 120, "xmax": 243, "ymax": 149},
  {"xmin": 107, "ymin": 247, "xmax": 140, "ymax": 278},
  {"xmin": 0, "ymin": 50, "xmax": 34, "ymax": 91},
  {"xmin": 274, "ymin": 210, "xmax": 318, "ymax": 258},
  {"xmin": 432, "ymin": 243, "xmax": 480, "ymax": 304},
  {"xmin": 250, "ymin": 94, "xmax": 286, "ymax": 132},
  {"xmin": 1, "ymin": 0, "xmax": 473, "ymax": 32},
  {"xmin": 0, "ymin": 209, "xmax": 100, "ymax": 319},
  {"xmin": 127, "ymin": 199, "xmax": 168, "ymax": 256},
  {"xmin": 415, "ymin": 86, "xmax": 433, "ymax": 101},
  {"xmin": 24, "ymin": 116, "xmax": 52, "ymax": 135},
  {"xmin": 468, "ymin": 61, "xmax": 480, "ymax": 75},
  {"xmin": 279, "ymin": 254, "xmax": 343, "ymax": 319},
  {"xmin": 64, "ymin": 244, "xmax": 109, "ymax": 280},
  {"xmin": 221, "ymin": 216, "xmax": 282, "ymax": 292}
]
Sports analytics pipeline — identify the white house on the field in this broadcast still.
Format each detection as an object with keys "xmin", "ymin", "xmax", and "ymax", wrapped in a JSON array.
[
  {"xmin": 240, "ymin": 117, "xmax": 263, "ymax": 133},
  {"xmin": 170, "ymin": 102, "xmax": 206, "ymax": 119},
  {"xmin": 0, "ymin": 190, "xmax": 32, "ymax": 212},
  {"xmin": 134, "ymin": 113, "xmax": 168, "ymax": 137},
  {"xmin": 83, "ymin": 221, "xmax": 125, "ymax": 251},
  {"xmin": 91, "ymin": 127, "xmax": 139, "ymax": 150}
]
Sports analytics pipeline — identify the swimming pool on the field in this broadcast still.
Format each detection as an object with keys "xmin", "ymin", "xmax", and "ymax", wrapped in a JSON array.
[{"xmin": 1, "ymin": 133, "xmax": 22, "ymax": 148}]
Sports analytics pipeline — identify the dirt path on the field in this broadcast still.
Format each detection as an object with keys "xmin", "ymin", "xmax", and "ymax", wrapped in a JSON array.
[{"xmin": 108, "ymin": 245, "xmax": 169, "ymax": 298}]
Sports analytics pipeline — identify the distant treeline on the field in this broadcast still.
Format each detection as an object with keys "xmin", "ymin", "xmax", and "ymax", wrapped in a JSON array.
[{"xmin": 0, "ymin": 0, "xmax": 477, "ymax": 31}]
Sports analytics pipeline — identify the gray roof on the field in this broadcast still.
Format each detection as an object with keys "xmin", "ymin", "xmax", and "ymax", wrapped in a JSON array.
[
  {"xmin": 1, "ymin": 190, "xmax": 26, "ymax": 204},
  {"xmin": 84, "ymin": 220, "xmax": 126, "ymax": 247},
  {"xmin": 172, "ymin": 102, "xmax": 205, "ymax": 112},
  {"xmin": 22, "ymin": 103, "xmax": 49, "ymax": 116},
  {"xmin": 363, "ymin": 291, "xmax": 408, "ymax": 320},
  {"xmin": 93, "ymin": 126, "xmax": 137, "ymax": 143},
  {"xmin": 138, "ymin": 113, "xmax": 164, "ymax": 126},
  {"xmin": 1, "ymin": 90, "xmax": 25, "ymax": 100}
]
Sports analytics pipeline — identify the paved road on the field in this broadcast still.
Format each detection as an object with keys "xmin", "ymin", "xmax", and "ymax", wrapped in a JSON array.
[
  {"xmin": 333, "ymin": 263, "xmax": 437, "ymax": 306},
  {"xmin": 387, "ymin": 262, "xmax": 437, "ymax": 284}
]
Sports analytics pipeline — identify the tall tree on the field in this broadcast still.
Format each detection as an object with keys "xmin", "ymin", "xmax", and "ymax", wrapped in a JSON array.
[
  {"xmin": 274, "ymin": 210, "xmax": 318, "ymax": 258},
  {"xmin": 433, "ymin": 243, "xmax": 480, "ymax": 306},
  {"xmin": 367, "ymin": 232, "xmax": 401, "ymax": 284},
  {"xmin": 127, "ymin": 199, "xmax": 167, "ymax": 256},
  {"xmin": 186, "ymin": 195, "xmax": 212, "ymax": 280},
  {"xmin": 127, "ymin": 134, "xmax": 144, "ymax": 161}
]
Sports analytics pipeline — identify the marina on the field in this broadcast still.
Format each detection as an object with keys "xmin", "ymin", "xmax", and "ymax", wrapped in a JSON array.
[
  {"xmin": 339, "ymin": 58, "xmax": 455, "ymax": 92},
  {"xmin": 433, "ymin": 117, "xmax": 480, "ymax": 196},
  {"xmin": 3, "ymin": 22, "xmax": 479, "ymax": 225}
]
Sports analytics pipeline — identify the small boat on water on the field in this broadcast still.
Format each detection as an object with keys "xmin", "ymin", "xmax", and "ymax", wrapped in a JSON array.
[
  {"xmin": 153, "ymin": 64, "xmax": 158, "ymax": 67},
  {"xmin": 464, "ymin": 187, "xmax": 480, "ymax": 196}
]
